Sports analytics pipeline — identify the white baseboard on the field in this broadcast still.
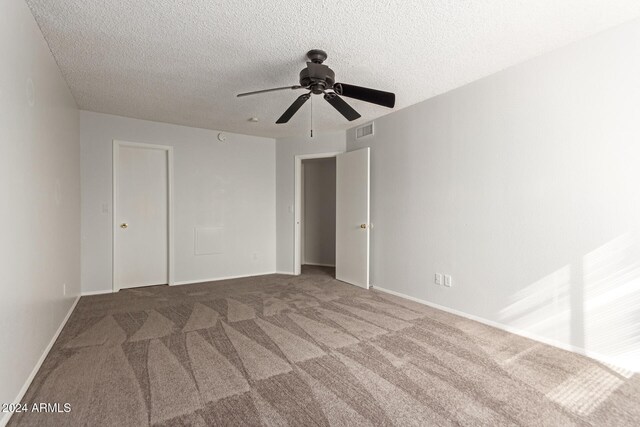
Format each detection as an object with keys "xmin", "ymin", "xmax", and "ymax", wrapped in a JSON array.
[
  {"xmin": 275, "ymin": 271, "xmax": 296, "ymax": 275},
  {"xmin": 173, "ymin": 271, "xmax": 277, "ymax": 286},
  {"xmin": 81, "ymin": 289, "xmax": 113, "ymax": 296},
  {"xmin": 303, "ymin": 263, "xmax": 336, "ymax": 267},
  {"xmin": 372, "ymin": 285, "xmax": 638, "ymax": 374},
  {"xmin": 83, "ymin": 272, "xmax": 282, "ymax": 292},
  {"xmin": 1, "ymin": 296, "xmax": 80, "ymax": 427}
]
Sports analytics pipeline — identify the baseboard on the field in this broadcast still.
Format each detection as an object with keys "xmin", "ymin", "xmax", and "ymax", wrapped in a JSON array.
[
  {"xmin": 275, "ymin": 271, "xmax": 296, "ymax": 275},
  {"xmin": 372, "ymin": 285, "xmax": 638, "ymax": 374},
  {"xmin": 1, "ymin": 296, "xmax": 80, "ymax": 427},
  {"xmin": 173, "ymin": 271, "xmax": 277, "ymax": 286},
  {"xmin": 81, "ymin": 289, "xmax": 113, "ymax": 296},
  {"xmin": 303, "ymin": 263, "xmax": 335, "ymax": 267},
  {"xmin": 83, "ymin": 272, "xmax": 282, "ymax": 292}
]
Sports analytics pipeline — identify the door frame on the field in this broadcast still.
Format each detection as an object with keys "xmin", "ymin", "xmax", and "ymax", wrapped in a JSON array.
[
  {"xmin": 294, "ymin": 151, "xmax": 343, "ymax": 275},
  {"xmin": 112, "ymin": 140, "xmax": 175, "ymax": 292}
]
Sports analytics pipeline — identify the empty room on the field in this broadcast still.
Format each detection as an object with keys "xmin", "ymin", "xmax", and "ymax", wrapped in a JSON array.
[{"xmin": 2, "ymin": 0, "xmax": 640, "ymax": 426}]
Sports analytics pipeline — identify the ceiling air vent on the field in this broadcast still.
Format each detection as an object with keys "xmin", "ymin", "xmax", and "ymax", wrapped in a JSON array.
[{"xmin": 355, "ymin": 122, "xmax": 374, "ymax": 139}]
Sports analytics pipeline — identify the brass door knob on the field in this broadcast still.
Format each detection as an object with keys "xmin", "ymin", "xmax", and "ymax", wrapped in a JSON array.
[
  {"xmin": 120, "ymin": 223, "xmax": 128, "ymax": 229},
  {"xmin": 360, "ymin": 224, "xmax": 367, "ymax": 229}
]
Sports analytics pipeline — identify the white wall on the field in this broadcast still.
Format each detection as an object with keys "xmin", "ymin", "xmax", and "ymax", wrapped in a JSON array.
[
  {"xmin": 303, "ymin": 158, "xmax": 336, "ymax": 266},
  {"xmin": 348, "ymin": 18, "xmax": 640, "ymax": 371},
  {"xmin": 80, "ymin": 111, "xmax": 275, "ymax": 293},
  {"xmin": 276, "ymin": 131, "xmax": 345, "ymax": 273},
  {"xmin": 0, "ymin": 0, "xmax": 80, "ymax": 421}
]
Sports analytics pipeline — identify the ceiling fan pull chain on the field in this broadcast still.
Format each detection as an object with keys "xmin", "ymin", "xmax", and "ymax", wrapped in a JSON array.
[{"xmin": 310, "ymin": 95, "xmax": 314, "ymax": 138}]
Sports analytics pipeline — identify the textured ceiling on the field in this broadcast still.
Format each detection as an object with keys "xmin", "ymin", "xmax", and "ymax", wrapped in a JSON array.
[{"xmin": 26, "ymin": 0, "xmax": 640, "ymax": 138}]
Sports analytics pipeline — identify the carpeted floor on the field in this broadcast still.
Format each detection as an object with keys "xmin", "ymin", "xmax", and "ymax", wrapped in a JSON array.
[{"xmin": 9, "ymin": 266, "xmax": 640, "ymax": 426}]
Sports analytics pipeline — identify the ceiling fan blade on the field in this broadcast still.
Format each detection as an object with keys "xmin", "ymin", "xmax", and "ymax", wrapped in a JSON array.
[
  {"xmin": 324, "ymin": 93, "xmax": 361, "ymax": 121},
  {"xmin": 276, "ymin": 93, "xmax": 311, "ymax": 124},
  {"xmin": 237, "ymin": 85, "xmax": 304, "ymax": 97},
  {"xmin": 334, "ymin": 83, "xmax": 395, "ymax": 108}
]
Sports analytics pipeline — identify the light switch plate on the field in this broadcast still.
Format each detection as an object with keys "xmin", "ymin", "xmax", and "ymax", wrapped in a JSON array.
[
  {"xmin": 444, "ymin": 275, "xmax": 452, "ymax": 287},
  {"xmin": 435, "ymin": 273, "xmax": 443, "ymax": 285}
]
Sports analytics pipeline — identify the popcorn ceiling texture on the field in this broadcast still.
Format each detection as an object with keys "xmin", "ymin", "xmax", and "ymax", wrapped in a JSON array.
[{"xmin": 25, "ymin": 0, "xmax": 640, "ymax": 138}]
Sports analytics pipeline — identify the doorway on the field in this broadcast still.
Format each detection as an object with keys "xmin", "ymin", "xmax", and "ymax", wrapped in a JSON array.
[
  {"xmin": 112, "ymin": 140, "xmax": 174, "ymax": 291},
  {"xmin": 294, "ymin": 152, "xmax": 341, "ymax": 276},
  {"xmin": 294, "ymin": 148, "xmax": 370, "ymax": 289},
  {"xmin": 301, "ymin": 157, "xmax": 337, "ymax": 269}
]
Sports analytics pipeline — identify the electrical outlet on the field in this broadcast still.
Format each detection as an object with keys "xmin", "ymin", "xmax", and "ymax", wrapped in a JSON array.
[
  {"xmin": 434, "ymin": 273, "xmax": 443, "ymax": 285},
  {"xmin": 444, "ymin": 275, "xmax": 452, "ymax": 287}
]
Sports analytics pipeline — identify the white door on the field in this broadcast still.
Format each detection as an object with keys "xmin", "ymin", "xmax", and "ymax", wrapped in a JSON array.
[
  {"xmin": 115, "ymin": 143, "xmax": 169, "ymax": 289},
  {"xmin": 336, "ymin": 147, "xmax": 370, "ymax": 288}
]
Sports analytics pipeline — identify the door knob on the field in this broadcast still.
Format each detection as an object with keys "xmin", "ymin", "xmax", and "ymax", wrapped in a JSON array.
[
  {"xmin": 120, "ymin": 223, "xmax": 128, "ymax": 229},
  {"xmin": 360, "ymin": 224, "xmax": 367, "ymax": 229}
]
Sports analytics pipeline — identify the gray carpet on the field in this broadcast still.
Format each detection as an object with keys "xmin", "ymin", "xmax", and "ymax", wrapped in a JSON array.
[{"xmin": 9, "ymin": 266, "xmax": 640, "ymax": 426}]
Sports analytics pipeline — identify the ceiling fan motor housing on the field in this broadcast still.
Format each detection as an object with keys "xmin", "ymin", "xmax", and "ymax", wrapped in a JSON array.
[{"xmin": 300, "ymin": 64, "xmax": 335, "ymax": 94}]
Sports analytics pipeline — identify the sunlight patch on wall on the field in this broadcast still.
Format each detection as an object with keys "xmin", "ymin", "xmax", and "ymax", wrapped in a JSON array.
[
  {"xmin": 499, "ymin": 265, "xmax": 572, "ymax": 344},
  {"xmin": 583, "ymin": 232, "xmax": 640, "ymax": 371}
]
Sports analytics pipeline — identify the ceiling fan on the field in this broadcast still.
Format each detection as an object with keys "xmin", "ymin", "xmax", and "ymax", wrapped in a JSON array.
[{"xmin": 237, "ymin": 49, "xmax": 395, "ymax": 124}]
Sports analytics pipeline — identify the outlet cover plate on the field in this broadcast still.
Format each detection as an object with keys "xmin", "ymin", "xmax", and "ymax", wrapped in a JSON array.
[{"xmin": 444, "ymin": 275, "xmax": 452, "ymax": 287}]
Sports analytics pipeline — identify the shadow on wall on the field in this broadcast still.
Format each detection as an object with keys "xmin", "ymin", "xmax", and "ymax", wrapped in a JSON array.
[{"xmin": 499, "ymin": 232, "xmax": 640, "ymax": 373}]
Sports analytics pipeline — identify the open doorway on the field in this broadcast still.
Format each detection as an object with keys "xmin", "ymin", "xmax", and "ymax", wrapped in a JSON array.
[
  {"xmin": 294, "ymin": 148, "xmax": 370, "ymax": 288},
  {"xmin": 294, "ymin": 151, "xmax": 341, "ymax": 276},
  {"xmin": 301, "ymin": 157, "xmax": 336, "ymax": 271}
]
